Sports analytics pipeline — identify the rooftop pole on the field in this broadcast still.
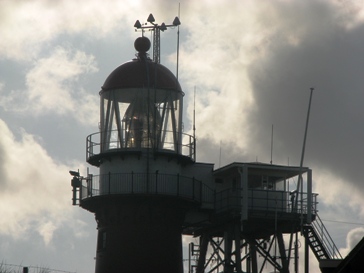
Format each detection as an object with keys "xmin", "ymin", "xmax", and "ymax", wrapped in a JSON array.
[
  {"xmin": 287, "ymin": 87, "xmax": 314, "ymax": 265},
  {"xmin": 176, "ymin": 3, "xmax": 181, "ymax": 80}
]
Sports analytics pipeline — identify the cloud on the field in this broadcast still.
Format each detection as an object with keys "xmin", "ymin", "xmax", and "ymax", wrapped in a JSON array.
[
  {"xmin": 37, "ymin": 220, "xmax": 57, "ymax": 246},
  {"xmin": 178, "ymin": 0, "xmax": 362, "ymax": 158},
  {"xmin": 177, "ymin": 1, "xmax": 364, "ymax": 202},
  {"xmin": 242, "ymin": 1, "xmax": 364, "ymax": 205},
  {"xmin": 0, "ymin": 0, "xmax": 141, "ymax": 61},
  {"xmin": 340, "ymin": 227, "xmax": 364, "ymax": 256},
  {"xmin": 179, "ymin": 2, "xmax": 264, "ymax": 152},
  {"xmin": 332, "ymin": 0, "xmax": 364, "ymax": 29},
  {"xmin": 176, "ymin": 1, "xmax": 364, "ymax": 262},
  {"xmin": 0, "ymin": 119, "xmax": 81, "ymax": 244},
  {"xmin": 0, "ymin": 46, "xmax": 99, "ymax": 125}
]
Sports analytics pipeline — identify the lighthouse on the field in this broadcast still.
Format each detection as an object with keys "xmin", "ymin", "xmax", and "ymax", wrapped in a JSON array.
[
  {"xmin": 71, "ymin": 19, "xmax": 343, "ymax": 273},
  {"xmin": 70, "ymin": 34, "xmax": 213, "ymax": 273}
]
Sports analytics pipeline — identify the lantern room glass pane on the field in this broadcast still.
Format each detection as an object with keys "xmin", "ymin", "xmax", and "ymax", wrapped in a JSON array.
[{"xmin": 100, "ymin": 88, "xmax": 183, "ymax": 153}]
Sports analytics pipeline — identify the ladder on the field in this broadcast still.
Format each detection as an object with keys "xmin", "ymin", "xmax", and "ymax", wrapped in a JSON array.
[{"xmin": 302, "ymin": 213, "xmax": 342, "ymax": 261}]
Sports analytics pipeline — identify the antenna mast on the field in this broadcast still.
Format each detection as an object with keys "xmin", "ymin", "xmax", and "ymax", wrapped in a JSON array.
[
  {"xmin": 176, "ymin": 3, "xmax": 181, "ymax": 80},
  {"xmin": 270, "ymin": 124, "xmax": 273, "ymax": 164},
  {"xmin": 287, "ymin": 87, "xmax": 314, "ymax": 262},
  {"xmin": 295, "ymin": 87, "xmax": 314, "ymax": 212},
  {"xmin": 193, "ymin": 86, "xmax": 196, "ymax": 140},
  {"xmin": 193, "ymin": 86, "xmax": 197, "ymax": 160},
  {"xmin": 134, "ymin": 14, "xmax": 181, "ymax": 64}
]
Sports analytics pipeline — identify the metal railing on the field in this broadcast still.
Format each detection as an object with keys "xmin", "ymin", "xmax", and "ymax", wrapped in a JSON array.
[
  {"xmin": 310, "ymin": 213, "xmax": 343, "ymax": 259},
  {"xmin": 86, "ymin": 129, "xmax": 195, "ymax": 161},
  {"xmin": 215, "ymin": 188, "xmax": 318, "ymax": 215},
  {"xmin": 80, "ymin": 172, "xmax": 214, "ymax": 205}
]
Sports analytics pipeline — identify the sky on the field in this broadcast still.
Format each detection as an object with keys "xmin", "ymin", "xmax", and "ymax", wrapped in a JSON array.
[{"xmin": 1, "ymin": 0, "xmax": 364, "ymax": 272}]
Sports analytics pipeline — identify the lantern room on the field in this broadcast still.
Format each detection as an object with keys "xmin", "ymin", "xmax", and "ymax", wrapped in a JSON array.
[
  {"xmin": 100, "ymin": 36, "xmax": 182, "ymax": 151},
  {"xmin": 86, "ymin": 36, "xmax": 195, "ymax": 167}
]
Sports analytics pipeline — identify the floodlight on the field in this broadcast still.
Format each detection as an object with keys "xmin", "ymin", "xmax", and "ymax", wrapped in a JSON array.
[
  {"xmin": 172, "ymin": 16, "xmax": 181, "ymax": 26},
  {"xmin": 134, "ymin": 20, "xmax": 142, "ymax": 28},
  {"xmin": 69, "ymin": 170, "xmax": 80, "ymax": 176},
  {"xmin": 160, "ymin": 23, "xmax": 167, "ymax": 31},
  {"xmin": 71, "ymin": 177, "xmax": 81, "ymax": 188},
  {"xmin": 147, "ymin": 13, "xmax": 155, "ymax": 23}
]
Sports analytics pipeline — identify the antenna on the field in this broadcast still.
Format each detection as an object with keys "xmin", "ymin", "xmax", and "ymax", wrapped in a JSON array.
[
  {"xmin": 270, "ymin": 124, "xmax": 273, "ymax": 164},
  {"xmin": 219, "ymin": 141, "xmax": 222, "ymax": 168},
  {"xmin": 193, "ymin": 86, "xmax": 197, "ymax": 160},
  {"xmin": 287, "ymin": 87, "xmax": 314, "ymax": 262},
  {"xmin": 295, "ymin": 87, "xmax": 314, "ymax": 209},
  {"xmin": 134, "ymin": 14, "xmax": 181, "ymax": 64},
  {"xmin": 193, "ymin": 86, "xmax": 196, "ymax": 140},
  {"xmin": 176, "ymin": 3, "xmax": 181, "ymax": 80}
]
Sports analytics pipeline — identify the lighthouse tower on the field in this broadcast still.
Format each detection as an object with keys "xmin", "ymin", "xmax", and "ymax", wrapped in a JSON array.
[
  {"xmin": 72, "ymin": 36, "xmax": 204, "ymax": 273},
  {"xmin": 71, "ymin": 20, "xmax": 343, "ymax": 273}
]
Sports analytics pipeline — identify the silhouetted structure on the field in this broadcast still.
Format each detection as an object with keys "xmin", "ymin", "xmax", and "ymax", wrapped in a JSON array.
[
  {"xmin": 71, "ymin": 27, "xmax": 345, "ymax": 273},
  {"xmin": 72, "ymin": 35, "xmax": 207, "ymax": 273}
]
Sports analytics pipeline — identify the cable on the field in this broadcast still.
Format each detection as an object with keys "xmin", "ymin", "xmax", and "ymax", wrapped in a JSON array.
[{"xmin": 321, "ymin": 219, "xmax": 364, "ymax": 226}]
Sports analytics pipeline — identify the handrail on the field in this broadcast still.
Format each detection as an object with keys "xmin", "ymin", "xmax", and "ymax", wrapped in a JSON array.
[
  {"xmin": 80, "ymin": 172, "xmax": 214, "ymax": 205},
  {"xmin": 86, "ymin": 129, "xmax": 195, "ymax": 162},
  {"xmin": 215, "ymin": 188, "xmax": 318, "ymax": 215},
  {"xmin": 310, "ymin": 213, "xmax": 343, "ymax": 259}
]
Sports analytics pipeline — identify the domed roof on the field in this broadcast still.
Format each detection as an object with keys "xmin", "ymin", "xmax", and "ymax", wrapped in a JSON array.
[{"xmin": 101, "ymin": 59, "xmax": 182, "ymax": 91}]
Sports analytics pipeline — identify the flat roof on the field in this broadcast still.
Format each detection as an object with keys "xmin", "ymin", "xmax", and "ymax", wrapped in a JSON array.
[{"xmin": 213, "ymin": 162, "xmax": 310, "ymax": 180}]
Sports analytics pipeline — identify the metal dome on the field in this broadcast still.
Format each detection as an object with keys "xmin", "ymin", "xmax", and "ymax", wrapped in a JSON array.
[
  {"xmin": 101, "ymin": 59, "xmax": 182, "ymax": 91},
  {"xmin": 102, "ymin": 36, "xmax": 181, "ymax": 92}
]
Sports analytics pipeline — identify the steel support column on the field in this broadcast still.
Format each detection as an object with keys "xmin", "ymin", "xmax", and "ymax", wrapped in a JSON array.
[
  {"xmin": 277, "ymin": 231, "xmax": 289, "ymax": 273},
  {"xmin": 234, "ymin": 224, "xmax": 242, "ymax": 273},
  {"xmin": 196, "ymin": 234, "xmax": 209, "ymax": 273}
]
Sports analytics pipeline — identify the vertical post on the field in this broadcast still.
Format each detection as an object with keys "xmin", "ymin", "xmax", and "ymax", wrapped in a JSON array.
[
  {"xmin": 239, "ymin": 166, "xmax": 248, "ymax": 221},
  {"xmin": 177, "ymin": 173, "xmax": 180, "ymax": 197},
  {"xmin": 90, "ymin": 175, "xmax": 93, "ymax": 197},
  {"xmin": 307, "ymin": 169, "xmax": 312, "ymax": 223},
  {"xmin": 289, "ymin": 88, "xmax": 314, "ymax": 262},
  {"xmin": 199, "ymin": 180, "xmax": 203, "ymax": 202},
  {"xmin": 155, "ymin": 170, "xmax": 158, "ymax": 194},
  {"xmin": 249, "ymin": 240, "xmax": 258, "ymax": 273},
  {"xmin": 108, "ymin": 172, "xmax": 111, "ymax": 194},
  {"xmin": 153, "ymin": 28, "xmax": 161, "ymax": 63},
  {"xmin": 234, "ymin": 223, "xmax": 242, "ymax": 273},
  {"xmin": 178, "ymin": 87, "xmax": 183, "ymax": 156},
  {"xmin": 270, "ymin": 124, "xmax": 273, "ymax": 164},
  {"xmin": 305, "ymin": 234, "xmax": 309, "ymax": 273},
  {"xmin": 192, "ymin": 177, "xmax": 195, "ymax": 200},
  {"xmin": 131, "ymin": 171, "xmax": 134, "ymax": 194},
  {"xmin": 79, "ymin": 178, "xmax": 82, "ymax": 201},
  {"xmin": 247, "ymin": 254, "xmax": 251, "ymax": 273},
  {"xmin": 188, "ymin": 243, "xmax": 192, "ymax": 273},
  {"xmin": 295, "ymin": 232, "xmax": 299, "ymax": 273},
  {"xmin": 196, "ymin": 234, "xmax": 209, "ymax": 273},
  {"xmin": 176, "ymin": 3, "xmax": 180, "ymax": 80},
  {"xmin": 224, "ymin": 227, "xmax": 233, "ymax": 273},
  {"xmin": 193, "ymin": 87, "xmax": 196, "ymax": 159},
  {"xmin": 277, "ymin": 231, "xmax": 289, "ymax": 273}
]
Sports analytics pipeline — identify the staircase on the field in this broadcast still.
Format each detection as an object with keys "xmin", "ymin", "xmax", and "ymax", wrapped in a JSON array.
[{"xmin": 303, "ymin": 213, "xmax": 342, "ymax": 261}]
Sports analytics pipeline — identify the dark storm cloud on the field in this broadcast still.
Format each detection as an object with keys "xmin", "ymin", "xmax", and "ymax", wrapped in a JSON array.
[{"xmin": 247, "ymin": 7, "xmax": 364, "ymax": 192}]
